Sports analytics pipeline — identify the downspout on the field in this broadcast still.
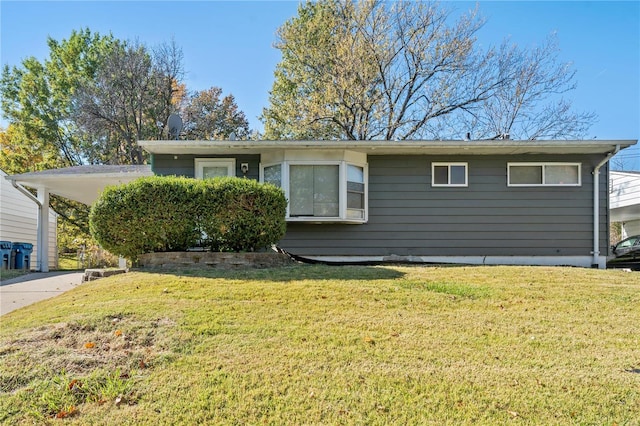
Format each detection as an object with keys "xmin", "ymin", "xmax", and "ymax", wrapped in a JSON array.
[
  {"xmin": 592, "ymin": 145, "xmax": 620, "ymax": 268},
  {"xmin": 10, "ymin": 180, "xmax": 44, "ymax": 271}
]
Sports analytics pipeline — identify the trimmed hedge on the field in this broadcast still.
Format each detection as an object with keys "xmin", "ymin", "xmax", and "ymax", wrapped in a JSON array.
[
  {"xmin": 199, "ymin": 177, "xmax": 288, "ymax": 253},
  {"xmin": 89, "ymin": 176, "xmax": 287, "ymax": 259}
]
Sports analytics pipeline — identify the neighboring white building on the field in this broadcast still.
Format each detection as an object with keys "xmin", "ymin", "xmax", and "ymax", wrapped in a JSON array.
[
  {"xmin": 610, "ymin": 170, "xmax": 640, "ymax": 238},
  {"xmin": 0, "ymin": 169, "xmax": 57, "ymax": 270}
]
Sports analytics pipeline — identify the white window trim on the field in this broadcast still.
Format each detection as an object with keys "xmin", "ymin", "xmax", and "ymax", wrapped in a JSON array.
[
  {"xmin": 431, "ymin": 162, "xmax": 469, "ymax": 187},
  {"xmin": 260, "ymin": 160, "xmax": 368, "ymax": 224},
  {"xmin": 194, "ymin": 158, "xmax": 236, "ymax": 179},
  {"xmin": 507, "ymin": 162, "xmax": 582, "ymax": 187},
  {"xmin": 346, "ymin": 164, "xmax": 366, "ymax": 221},
  {"xmin": 261, "ymin": 163, "xmax": 282, "ymax": 187}
]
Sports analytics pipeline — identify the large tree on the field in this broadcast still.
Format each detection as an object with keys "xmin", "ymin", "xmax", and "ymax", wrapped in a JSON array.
[
  {"xmin": 182, "ymin": 87, "xmax": 250, "ymax": 140},
  {"xmin": 1, "ymin": 28, "xmax": 253, "ymax": 233},
  {"xmin": 0, "ymin": 124, "xmax": 61, "ymax": 173},
  {"xmin": 72, "ymin": 39, "xmax": 185, "ymax": 164},
  {"xmin": 1, "ymin": 28, "xmax": 118, "ymax": 167},
  {"xmin": 0, "ymin": 124, "xmax": 92, "ymax": 236},
  {"xmin": 1, "ymin": 29, "xmax": 118, "ymax": 236},
  {"xmin": 262, "ymin": 0, "xmax": 595, "ymax": 141},
  {"xmin": 453, "ymin": 35, "xmax": 596, "ymax": 140}
]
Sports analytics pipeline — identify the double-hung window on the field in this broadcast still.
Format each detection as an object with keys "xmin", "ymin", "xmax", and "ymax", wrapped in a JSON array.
[
  {"xmin": 508, "ymin": 163, "xmax": 581, "ymax": 186},
  {"xmin": 432, "ymin": 162, "xmax": 468, "ymax": 187},
  {"xmin": 261, "ymin": 154, "xmax": 368, "ymax": 223}
]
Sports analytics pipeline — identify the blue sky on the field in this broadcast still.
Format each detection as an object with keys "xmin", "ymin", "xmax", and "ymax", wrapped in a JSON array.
[{"xmin": 1, "ymin": 1, "xmax": 638, "ymax": 168}]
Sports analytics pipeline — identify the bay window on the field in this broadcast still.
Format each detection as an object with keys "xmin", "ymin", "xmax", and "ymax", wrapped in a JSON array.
[{"xmin": 261, "ymin": 154, "xmax": 368, "ymax": 223}]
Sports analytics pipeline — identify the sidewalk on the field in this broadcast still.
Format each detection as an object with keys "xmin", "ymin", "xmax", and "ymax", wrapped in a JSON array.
[{"xmin": 0, "ymin": 271, "xmax": 84, "ymax": 316}]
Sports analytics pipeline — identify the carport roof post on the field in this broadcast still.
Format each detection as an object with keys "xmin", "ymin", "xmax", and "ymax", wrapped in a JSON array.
[{"xmin": 37, "ymin": 187, "xmax": 50, "ymax": 272}]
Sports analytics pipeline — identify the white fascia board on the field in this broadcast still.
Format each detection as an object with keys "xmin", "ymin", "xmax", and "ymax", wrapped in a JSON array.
[
  {"xmin": 139, "ymin": 139, "xmax": 637, "ymax": 156},
  {"xmin": 6, "ymin": 170, "xmax": 153, "ymax": 205}
]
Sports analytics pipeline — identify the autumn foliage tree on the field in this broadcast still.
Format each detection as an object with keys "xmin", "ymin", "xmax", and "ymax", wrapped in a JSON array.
[
  {"xmin": 71, "ymin": 39, "xmax": 185, "ymax": 164},
  {"xmin": 262, "ymin": 0, "xmax": 595, "ymax": 141},
  {"xmin": 1, "ymin": 28, "xmax": 252, "ymax": 239},
  {"xmin": 1, "ymin": 28, "xmax": 118, "ymax": 167},
  {"xmin": 182, "ymin": 87, "xmax": 250, "ymax": 140}
]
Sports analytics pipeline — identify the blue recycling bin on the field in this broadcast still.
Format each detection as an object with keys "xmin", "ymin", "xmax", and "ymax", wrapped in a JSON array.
[
  {"xmin": 12, "ymin": 242, "xmax": 33, "ymax": 270},
  {"xmin": 0, "ymin": 241, "xmax": 11, "ymax": 270}
]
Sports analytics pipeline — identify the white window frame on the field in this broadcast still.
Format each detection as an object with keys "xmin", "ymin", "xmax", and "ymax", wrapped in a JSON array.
[
  {"xmin": 507, "ymin": 162, "xmax": 582, "ymax": 187},
  {"xmin": 194, "ymin": 158, "xmax": 236, "ymax": 179},
  {"xmin": 431, "ymin": 162, "xmax": 468, "ymax": 187},
  {"xmin": 260, "ymin": 160, "xmax": 368, "ymax": 224}
]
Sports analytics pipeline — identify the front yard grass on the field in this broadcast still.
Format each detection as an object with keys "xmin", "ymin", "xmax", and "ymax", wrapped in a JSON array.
[
  {"xmin": 57, "ymin": 253, "xmax": 81, "ymax": 271},
  {"xmin": 0, "ymin": 264, "xmax": 638, "ymax": 425},
  {"xmin": 0, "ymin": 269, "xmax": 29, "ymax": 283}
]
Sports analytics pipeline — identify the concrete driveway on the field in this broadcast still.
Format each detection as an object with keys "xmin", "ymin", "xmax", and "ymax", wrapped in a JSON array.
[{"xmin": 0, "ymin": 271, "xmax": 84, "ymax": 316}]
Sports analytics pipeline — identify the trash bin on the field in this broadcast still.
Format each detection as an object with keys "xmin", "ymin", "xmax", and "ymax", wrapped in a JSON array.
[
  {"xmin": 0, "ymin": 241, "xmax": 11, "ymax": 270},
  {"xmin": 12, "ymin": 242, "xmax": 33, "ymax": 270}
]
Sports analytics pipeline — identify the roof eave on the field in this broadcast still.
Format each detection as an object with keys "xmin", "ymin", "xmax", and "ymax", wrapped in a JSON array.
[{"xmin": 138, "ymin": 139, "xmax": 637, "ymax": 156}]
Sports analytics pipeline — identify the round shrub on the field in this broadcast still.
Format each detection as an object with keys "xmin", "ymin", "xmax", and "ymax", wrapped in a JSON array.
[
  {"xmin": 89, "ymin": 176, "xmax": 287, "ymax": 259},
  {"xmin": 198, "ymin": 177, "xmax": 287, "ymax": 252},
  {"xmin": 89, "ymin": 176, "xmax": 202, "ymax": 259}
]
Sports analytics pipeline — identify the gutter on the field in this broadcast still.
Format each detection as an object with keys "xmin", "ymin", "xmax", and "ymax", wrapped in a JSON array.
[
  {"xmin": 592, "ymin": 145, "xmax": 620, "ymax": 268},
  {"xmin": 10, "ymin": 179, "xmax": 41, "ymax": 206},
  {"xmin": 10, "ymin": 180, "xmax": 44, "ymax": 272}
]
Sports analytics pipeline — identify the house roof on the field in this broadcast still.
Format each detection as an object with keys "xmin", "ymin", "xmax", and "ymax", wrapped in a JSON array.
[
  {"xmin": 138, "ymin": 139, "xmax": 637, "ymax": 156},
  {"xmin": 4, "ymin": 165, "xmax": 153, "ymax": 205},
  {"xmin": 611, "ymin": 170, "xmax": 640, "ymax": 176}
]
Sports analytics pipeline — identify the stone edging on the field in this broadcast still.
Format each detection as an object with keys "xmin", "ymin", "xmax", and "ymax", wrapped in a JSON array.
[
  {"xmin": 82, "ymin": 268, "xmax": 127, "ymax": 282},
  {"xmin": 138, "ymin": 251, "xmax": 294, "ymax": 269}
]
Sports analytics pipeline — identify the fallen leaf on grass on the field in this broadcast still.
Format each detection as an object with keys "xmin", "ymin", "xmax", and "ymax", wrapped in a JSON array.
[
  {"xmin": 55, "ymin": 406, "xmax": 77, "ymax": 418},
  {"xmin": 364, "ymin": 336, "xmax": 375, "ymax": 345},
  {"xmin": 114, "ymin": 329, "xmax": 123, "ymax": 337},
  {"xmin": 507, "ymin": 410, "xmax": 519, "ymax": 417},
  {"xmin": 84, "ymin": 342, "xmax": 95, "ymax": 349}
]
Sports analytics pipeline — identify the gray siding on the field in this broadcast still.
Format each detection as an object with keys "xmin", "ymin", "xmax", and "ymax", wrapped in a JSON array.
[
  {"xmin": 152, "ymin": 154, "xmax": 261, "ymax": 180},
  {"xmin": 280, "ymin": 154, "xmax": 610, "ymax": 257}
]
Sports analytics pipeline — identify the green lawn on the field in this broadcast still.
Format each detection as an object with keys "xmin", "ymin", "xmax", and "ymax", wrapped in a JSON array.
[
  {"xmin": 1, "ymin": 264, "xmax": 639, "ymax": 425},
  {"xmin": 58, "ymin": 253, "xmax": 82, "ymax": 271},
  {"xmin": 0, "ymin": 269, "xmax": 29, "ymax": 282}
]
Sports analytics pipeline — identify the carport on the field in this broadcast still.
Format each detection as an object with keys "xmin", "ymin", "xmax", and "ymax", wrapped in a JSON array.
[{"xmin": 4, "ymin": 165, "xmax": 153, "ymax": 272}]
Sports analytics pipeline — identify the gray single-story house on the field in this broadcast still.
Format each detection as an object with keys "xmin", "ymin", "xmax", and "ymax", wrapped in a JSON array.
[{"xmin": 138, "ymin": 139, "xmax": 637, "ymax": 269}]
